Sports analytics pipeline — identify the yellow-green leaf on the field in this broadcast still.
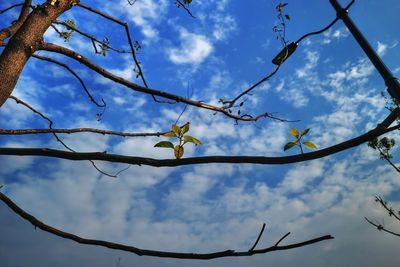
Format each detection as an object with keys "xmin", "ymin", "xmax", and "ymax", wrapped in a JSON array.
[
  {"xmin": 181, "ymin": 123, "xmax": 190, "ymax": 135},
  {"xmin": 302, "ymin": 141, "xmax": 317, "ymax": 150},
  {"xmin": 289, "ymin": 128, "xmax": 299, "ymax": 138},
  {"xmin": 183, "ymin": 135, "xmax": 201, "ymax": 145},
  {"xmin": 284, "ymin": 141, "xmax": 297, "ymax": 151},
  {"xmin": 174, "ymin": 145, "xmax": 184, "ymax": 159},
  {"xmin": 163, "ymin": 131, "xmax": 176, "ymax": 137},
  {"xmin": 300, "ymin": 128, "xmax": 310, "ymax": 137},
  {"xmin": 172, "ymin": 124, "xmax": 181, "ymax": 136},
  {"xmin": 154, "ymin": 141, "xmax": 174, "ymax": 149}
]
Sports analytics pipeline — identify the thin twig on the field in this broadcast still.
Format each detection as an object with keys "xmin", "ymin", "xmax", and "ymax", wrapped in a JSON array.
[
  {"xmin": 32, "ymin": 53, "xmax": 106, "ymax": 108},
  {"xmin": 175, "ymin": 0, "xmax": 196, "ymax": 18},
  {"xmin": 0, "ymin": 3, "xmax": 24, "ymax": 15},
  {"xmin": 8, "ymin": 96, "xmax": 119, "ymax": 178},
  {"xmin": 53, "ymin": 20, "xmax": 132, "ymax": 54},
  {"xmin": 248, "ymin": 223, "xmax": 266, "ymax": 252},
  {"xmin": 365, "ymin": 217, "xmax": 400, "ymax": 237}
]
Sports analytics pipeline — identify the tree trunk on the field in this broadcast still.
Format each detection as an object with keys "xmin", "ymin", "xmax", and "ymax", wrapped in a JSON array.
[{"xmin": 0, "ymin": 0, "xmax": 78, "ymax": 107}]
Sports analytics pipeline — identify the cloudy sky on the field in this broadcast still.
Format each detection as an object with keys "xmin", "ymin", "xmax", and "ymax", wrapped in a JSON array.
[{"xmin": 1, "ymin": 0, "xmax": 400, "ymax": 266}]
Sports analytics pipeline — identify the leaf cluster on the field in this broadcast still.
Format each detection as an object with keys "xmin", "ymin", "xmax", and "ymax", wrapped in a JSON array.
[
  {"xmin": 58, "ymin": 19, "xmax": 76, "ymax": 42},
  {"xmin": 154, "ymin": 123, "xmax": 201, "ymax": 159},
  {"xmin": 284, "ymin": 128, "xmax": 317, "ymax": 153}
]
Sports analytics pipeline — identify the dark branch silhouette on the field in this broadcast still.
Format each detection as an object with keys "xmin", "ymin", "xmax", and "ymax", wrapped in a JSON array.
[{"xmin": 0, "ymin": 191, "xmax": 332, "ymax": 259}]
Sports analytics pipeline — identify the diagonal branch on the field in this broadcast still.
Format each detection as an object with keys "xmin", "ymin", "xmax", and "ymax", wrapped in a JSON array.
[
  {"xmin": 38, "ymin": 42, "xmax": 290, "ymax": 122},
  {"xmin": 175, "ymin": 0, "xmax": 196, "ymax": 18},
  {"xmin": 32, "ymin": 53, "xmax": 106, "ymax": 108},
  {"xmin": 1, "ymin": 109, "xmax": 399, "ymax": 167},
  {"xmin": 365, "ymin": 217, "xmax": 400, "ymax": 237},
  {"xmin": 8, "ymin": 95, "xmax": 119, "ymax": 178},
  {"xmin": 75, "ymin": 2, "xmax": 148, "ymax": 88},
  {"xmin": 0, "ymin": 191, "xmax": 333, "ymax": 259},
  {"xmin": 375, "ymin": 196, "xmax": 400, "ymax": 222}
]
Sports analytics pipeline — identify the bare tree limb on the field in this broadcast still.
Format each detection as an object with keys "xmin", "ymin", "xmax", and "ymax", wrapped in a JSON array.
[
  {"xmin": 38, "ymin": 42, "xmax": 291, "ymax": 122},
  {"xmin": 53, "ymin": 20, "xmax": 132, "ymax": 54},
  {"xmin": 374, "ymin": 196, "xmax": 400, "ymax": 222},
  {"xmin": 8, "ymin": 95, "xmax": 119, "ymax": 178},
  {"xmin": 0, "ymin": 128, "xmax": 166, "ymax": 137},
  {"xmin": 175, "ymin": 0, "xmax": 196, "ymax": 18},
  {"xmin": 1, "ymin": 108, "xmax": 399, "ymax": 167},
  {"xmin": 365, "ymin": 217, "xmax": 400, "ymax": 237},
  {"xmin": 32, "ymin": 53, "xmax": 106, "ymax": 108},
  {"xmin": 248, "ymin": 223, "xmax": 266, "ymax": 252},
  {"xmin": 0, "ymin": 191, "xmax": 333, "ymax": 259}
]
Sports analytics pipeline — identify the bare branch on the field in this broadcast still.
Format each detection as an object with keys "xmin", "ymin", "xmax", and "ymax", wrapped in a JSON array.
[
  {"xmin": 0, "ymin": 191, "xmax": 332, "ymax": 259},
  {"xmin": 2, "ymin": 109, "xmax": 399, "ymax": 167},
  {"xmin": 8, "ymin": 95, "xmax": 118, "ymax": 178},
  {"xmin": 75, "ymin": 2, "xmax": 149, "ymax": 88},
  {"xmin": 375, "ymin": 196, "xmax": 400, "ymax": 222},
  {"xmin": 0, "ymin": 128, "xmax": 166, "ymax": 137},
  {"xmin": 38, "ymin": 42, "xmax": 290, "ymax": 122},
  {"xmin": 365, "ymin": 217, "xmax": 400, "ymax": 237},
  {"xmin": 32, "ymin": 53, "xmax": 106, "ymax": 108},
  {"xmin": 248, "ymin": 223, "xmax": 266, "ymax": 252},
  {"xmin": 53, "ymin": 20, "xmax": 132, "ymax": 54},
  {"xmin": 175, "ymin": 0, "xmax": 196, "ymax": 18}
]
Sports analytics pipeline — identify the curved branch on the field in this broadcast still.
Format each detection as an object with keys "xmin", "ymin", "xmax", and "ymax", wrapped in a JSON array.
[
  {"xmin": 8, "ymin": 95, "xmax": 119, "ymax": 178},
  {"xmin": 32, "ymin": 53, "xmax": 106, "ymax": 107},
  {"xmin": 75, "ymin": 3, "xmax": 149, "ymax": 88},
  {"xmin": 38, "ymin": 42, "xmax": 289, "ymax": 122},
  {"xmin": 1, "ymin": 113, "xmax": 400, "ymax": 167},
  {"xmin": 365, "ymin": 217, "xmax": 400, "ymax": 237},
  {"xmin": 0, "ymin": 192, "xmax": 332, "ymax": 259}
]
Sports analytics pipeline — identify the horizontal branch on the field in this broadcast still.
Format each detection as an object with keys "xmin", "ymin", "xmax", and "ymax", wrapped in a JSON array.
[
  {"xmin": 0, "ymin": 128, "xmax": 166, "ymax": 137},
  {"xmin": 1, "ymin": 110, "xmax": 399, "ymax": 167},
  {"xmin": 0, "ymin": 192, "xmax": 332, "ymax": 259},
  {"xmin": 38, "ymin": 42, "xmax": 289, "ymax": 122}
]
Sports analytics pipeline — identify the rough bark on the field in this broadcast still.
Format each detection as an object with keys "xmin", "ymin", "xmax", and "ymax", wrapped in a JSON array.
[{"xmin": 0, "ymin": 0, "xmax": 78, "ymax": 107}]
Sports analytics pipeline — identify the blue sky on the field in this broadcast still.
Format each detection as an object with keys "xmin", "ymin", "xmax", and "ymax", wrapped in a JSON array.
[{"xmin": 1, "ymin": 0, "xmax": 400, "ymax": 266}]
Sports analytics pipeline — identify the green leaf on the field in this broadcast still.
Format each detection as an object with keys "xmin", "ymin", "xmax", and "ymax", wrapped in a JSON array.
[
  {"xmin": 289, "ymin": 128, "xmax": 299, "ymax": 138},
  {"xmin": 154, "ymin": 141, "xmax": 174, "ymax": 149},
  {"xmin": 181, "ymin": 123, "xmax": 190, "ymax": 135},
  {"xmin": 174, "ymin": 145, "xmax": 184, "ymax": 159},
  {"xmin": 172, "ymin": 124, "xmax": 181, "ymax": 136},
  {"xmin": 285, "ymin": 14, "xmax": 290, "ymax": 20},
  {"xmin": 284, "ymin": 141, "xmax": 297, "ymax": 151},
  {"xmin": 302, "ymin": 141, "xmax": 317, "ymax": 150},
  {"xmin": 163, "ymin": 131, "xmax": 176, "ymax": 137},
  {"xmin": 300, "ymin": 128, "xmax": 310, "ymax": 137},
  {"xmin": 183, "ymin": 135, "xmax": 202, "ymax": 145}
]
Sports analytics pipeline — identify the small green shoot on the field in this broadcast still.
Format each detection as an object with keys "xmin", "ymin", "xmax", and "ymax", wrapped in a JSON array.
[
  {"xmin": 284, "ymin": 127, "xmax": 317, "ymax": 154},
  {"xmin": 154, "ymin": 123, "xmax": 201, "ymax": 159}
]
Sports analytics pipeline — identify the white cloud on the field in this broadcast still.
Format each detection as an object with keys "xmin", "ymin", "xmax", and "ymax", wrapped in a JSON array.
[
  {"xmin": 113, "ymin": 0, "xmax": 168, "ymax": 39},
  {"xmin": 168, "ymin": 28, "xmax": 213, "ymax": 64}
]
